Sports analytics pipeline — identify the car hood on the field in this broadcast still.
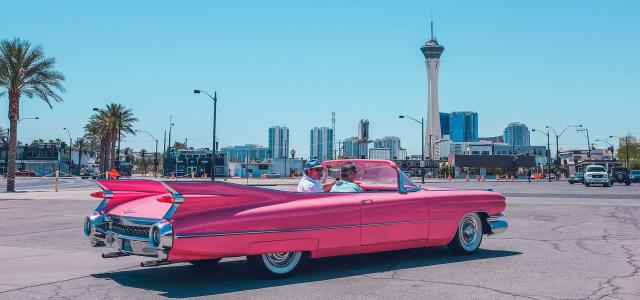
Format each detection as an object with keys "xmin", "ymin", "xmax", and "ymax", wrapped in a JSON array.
[{"xmin": 586, "ymin": 172, "xmax": 607, "ymax": 176}]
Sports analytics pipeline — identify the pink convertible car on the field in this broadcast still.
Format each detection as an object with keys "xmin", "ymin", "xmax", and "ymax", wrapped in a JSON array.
[{"xmin": 84, "ymin": 159, "xmax": 508, "ymax": 277}]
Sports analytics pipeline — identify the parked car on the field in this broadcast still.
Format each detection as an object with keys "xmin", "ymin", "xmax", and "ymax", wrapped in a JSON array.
[
  {"xmin": 584, "ymin": 165, "xmax": 609, "ymax": 187},
  {"xmin": 84, "ymin": 159, "xmax": 508, "ymax": 277},
  {"xmin": 15, "ymin": 169, "xmax": 37, "ymax": 177},
  {"xmin": 568, "ymin": 172, "xmax": 584, "ymax": 184},
  {"xmin": 630, "ymin": 170, "xmax": 640, "ymax": 183},
  {"xmin": 264, "ymin": 171, "xmax": 281, "ymax": 178},
  {"xmin": 609, "ymin": 167, "xmax": 631, "ymax": 186}
]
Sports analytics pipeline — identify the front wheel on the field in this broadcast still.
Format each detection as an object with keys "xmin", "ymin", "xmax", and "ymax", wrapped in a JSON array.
[
  {"xmin": 247, "ymin": 252, "xmax": 305, "ymax": 278},
  {"xmin": 448, "ymin": 213, "xmax": 483, "ymax": 255}
]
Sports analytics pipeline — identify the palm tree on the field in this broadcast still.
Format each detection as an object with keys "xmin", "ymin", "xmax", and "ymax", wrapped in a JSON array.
[
  {"xmin": 0, "ymin": 39, "xmax": 65, "ymax": 192},
  {"xmin": 0, "ymin": 126, "xmax": 7, "ymax": 147},
  {"xmin": 83, "ymin": 104, "xmax": 136, "ymax": 174},
  {"xmin": 138, "ymin": 149, "xmax": 147, "ymax": 176},
  {"xmin": 74, "ymin": 137, "xmax": 87, "ymax": 172}
]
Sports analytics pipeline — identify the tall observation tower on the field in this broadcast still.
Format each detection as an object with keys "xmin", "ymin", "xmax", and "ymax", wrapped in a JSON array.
[{"xmin": 420, "ymin": 21, "xmax": 444, "ymax": 159}]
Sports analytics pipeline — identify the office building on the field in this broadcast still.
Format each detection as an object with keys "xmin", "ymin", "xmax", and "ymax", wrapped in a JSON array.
[
  {"xmin": 310, "ymin": 127, "xmax": 334, "ymax": 161},
  {"xmin": 342, "ymin": 137, "xmax": 359, "ymax": 158},
  {"xmin": 268, "ymin": 126, "xmax": 289, "ymax": 159},
  {"xmin": 503, "ymin": 122, "xmax": 531, "ymax": 146},
  {"xmin": 373, "ymin": 136, "xmax": 405, "ymax": 159},
  {"xmin": 440, "ymin": 112, "xmax": 450, "ymax": 137},
  {"xmin": 449, "ymin": 111, "xmax": 478, "ymax": 142},
  {"xmin": 220, "ymin": 144, "xmax": 269, "ymax": 162}
]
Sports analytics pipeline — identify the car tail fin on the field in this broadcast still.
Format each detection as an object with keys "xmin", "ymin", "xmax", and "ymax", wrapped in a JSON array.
[{"xmin": 93, "ymin": 180, "xmax": 172, "ymax": 212}]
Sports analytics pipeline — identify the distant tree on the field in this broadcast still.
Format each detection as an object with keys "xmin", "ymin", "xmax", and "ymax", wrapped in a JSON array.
[
  {"xmin": 173, "ymin": 141, "xmax": 187, "ymax": 150},
  {"xmin": 74, "ymin": 137, "xmax": 87, "ymax": 169},
  {"xmin": 617, "ymin": 144, "xmax": 640, "ymax": 169},
  {"xmin": 138, "ymin": 149, "xmax": 148, "ymax": 176},
  {"xmin": 83, "ymin": 104, "xmax": 137, "ymax": 173},
  {"xmin": 123, "ymin": 147, "xmax": 135, "ymax": 164},
  {"xmin": 0, "ymin": 38, "xmax": 65, "ymax": 192}
]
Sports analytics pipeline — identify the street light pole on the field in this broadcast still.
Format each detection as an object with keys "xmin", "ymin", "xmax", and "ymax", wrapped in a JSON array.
[
  {"xmin": 136, "ymin": 130, "xmax": 159, "ymax": 178},
  {"xmin": 398, "ymin": 115, "xmax": 425, "ymax": 159},
  {"xmin": 533, "ymin": 128, "xmax": 552, "ymax": 182},
  {"xmin": 194, "ymin": 89, "xmax": 218, "ymax": 181},
  {"xmin": 63, "ymin": 128, "xmax": 73, "ymax": 175},
  {"xmin": 577, "ymin": 128, "xmax": 591, "ymax": 160}
]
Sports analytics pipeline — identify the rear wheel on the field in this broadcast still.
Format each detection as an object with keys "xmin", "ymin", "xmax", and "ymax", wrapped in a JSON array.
[
  {"xmin": 247, "ymin": 251, "xmax": 305, "ymax": 278},
  {"xmin": 448, "ymin": 213, "xmax": 483, "ymax": 255},
  {"xmin": 585, "ymin": 182, "xmax": 590, "ymax": 187}
]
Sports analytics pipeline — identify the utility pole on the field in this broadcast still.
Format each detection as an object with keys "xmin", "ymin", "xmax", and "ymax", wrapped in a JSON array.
[
  {"xmin": 168, "ymin": 115, "xmax": 173, "ymax": 150},
  {"xmin": 577, "ymin": 128, "xmax": 591, "ymax": 160},
  {"xmin": 331, "ymin": 112, "xmax": 336, "ymax": 160}
]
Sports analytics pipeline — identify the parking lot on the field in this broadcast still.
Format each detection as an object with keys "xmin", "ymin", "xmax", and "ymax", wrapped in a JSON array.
[{"xmin": 0, "ymin": 178, "xmax": 638, "ymax": 299}]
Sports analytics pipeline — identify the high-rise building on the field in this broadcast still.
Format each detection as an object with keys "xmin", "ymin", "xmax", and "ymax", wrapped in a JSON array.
[
  {"xmin": 373, "ymin": 136, "xmax": 404, "ymax": 159},
  {"xmin": 342, "ymin": 137, "xmax": 359, "ymax": 158},
  {"xmin": 440, "ymin": 112, "xmax": 450, "ymax": 137},
  {"xmin": 357, "ymin": 119, "xmax": 370, "ymax": 158},
  {"xmin": 310, "ymin": 127, "xmax": 334, "ymax": 161},
  {"xmin": 503, "ymin": 122, "xmax": 531, "ymax": 146},
  {"xmin": 220, "ymin": 144, "xmax": 269, "ymax": 162},
  {"xmin": 421, "ymin": 21, "xmax": 445, "ymax": 158},
  {"xmin": 449, "ymin": 111, "xmax": 478, "ymax": 142},
  {"xmin": 268, "ymin": 126, "xmax": 289, "ymax": 159}
]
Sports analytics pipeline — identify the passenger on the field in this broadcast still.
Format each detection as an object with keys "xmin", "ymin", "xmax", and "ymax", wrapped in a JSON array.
[
  {"xmin": 297, "ymin": 160, "xmax": 335, "ymax": 192},
  {"xmin": 330, "ymin": 162, "xmax": 363, "ymax": 193}
]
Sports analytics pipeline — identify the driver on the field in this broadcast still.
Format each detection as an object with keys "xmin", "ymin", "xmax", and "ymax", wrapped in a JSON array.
[
  {"xmin": 330, "ymin": 162, "xmax": 363, "ymax": 193},
  {"xmin": 297, "ymin": 160, "xmax": 336, "ymax": 193}
]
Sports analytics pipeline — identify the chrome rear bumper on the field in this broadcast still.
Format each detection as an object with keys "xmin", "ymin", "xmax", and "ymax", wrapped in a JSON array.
[
  {"xmin": 84, "ymin": 213, "xmax": 173, "ymax": 260},
  {"xmin": 487, "ymin": 215, "xmax": 508, "ymax": 235}
]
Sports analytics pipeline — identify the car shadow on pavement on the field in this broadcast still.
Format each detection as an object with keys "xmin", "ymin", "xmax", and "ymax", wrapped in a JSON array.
[{"xmin": 93, "ymin": 247, "xmax": 520, "ymax": 298}]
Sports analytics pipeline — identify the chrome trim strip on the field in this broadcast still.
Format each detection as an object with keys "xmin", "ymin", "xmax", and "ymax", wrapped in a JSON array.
[
  {"xmin": 107, "ymin": 230, "xmax": 151, "ymax": 242},
  {"xmin": 175, "ymin": 219, "xmax": 430, "ymax": 238},
  {"xmin": 110, "ymin": 215, "xmax": 161, "ymax": 226}
]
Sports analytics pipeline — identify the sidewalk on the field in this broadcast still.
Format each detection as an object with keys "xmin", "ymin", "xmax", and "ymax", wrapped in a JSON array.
[{"xmin": 0, "ymin": 189, "xmax": 94, "ymax": 201}]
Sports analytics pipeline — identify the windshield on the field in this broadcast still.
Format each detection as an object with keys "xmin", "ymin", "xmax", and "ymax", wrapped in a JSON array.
[
  {"xmin": 401, "ymin": 171, "xmax": 422, "ymax": 192},
  {"xmin": 325, "ymin": 161, "xmax": 399, "ymax": 191},
  {"xmin": 586, "ymin": 166, "xmax": 606, "ymax": 173},
  {"xmin": 575, "ymin": 172, "xmax": 584, "ymax": 178}
]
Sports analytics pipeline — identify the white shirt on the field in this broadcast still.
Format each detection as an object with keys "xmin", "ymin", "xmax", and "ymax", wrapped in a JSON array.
[{"xmin": 297, "ymin": 174, "xmax": 323, "ymax": 193}]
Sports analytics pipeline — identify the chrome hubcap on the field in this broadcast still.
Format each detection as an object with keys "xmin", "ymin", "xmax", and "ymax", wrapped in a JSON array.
[
  {"xmin": 265, "ymin": 252, "xmax": 295, "ymax": 268},
  {"xmin": 460, "ymin": 215, "xmax": 479, "ymax": 248}
]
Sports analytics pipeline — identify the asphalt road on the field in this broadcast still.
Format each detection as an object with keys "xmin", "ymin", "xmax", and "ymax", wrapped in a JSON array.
[{"xmin": 0, "ymin": 180, "xmax": 638, "ymax": 299}]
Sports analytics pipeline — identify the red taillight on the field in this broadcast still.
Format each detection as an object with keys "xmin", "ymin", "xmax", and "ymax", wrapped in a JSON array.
[
  {"xmin": 90, "ymin": 191, "xmax": 108, "ymax": 199},
  {"xmin": 156, "ymin": 195, "xmax": 174, "ymax": 203}
]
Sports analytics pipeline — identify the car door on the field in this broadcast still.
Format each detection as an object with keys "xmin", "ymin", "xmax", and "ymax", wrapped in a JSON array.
[{"xmin": 360, "ymin": 191, "xmax": 429, "ymax": 245}]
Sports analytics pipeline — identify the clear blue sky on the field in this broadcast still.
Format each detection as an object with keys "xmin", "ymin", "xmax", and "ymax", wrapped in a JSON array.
[{"xmin": 2, "ymin": 0, "xmax": 639, "ymax": 157}]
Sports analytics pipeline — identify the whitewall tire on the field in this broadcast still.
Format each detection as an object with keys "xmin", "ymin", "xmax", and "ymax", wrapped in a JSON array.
[
  {"xmin": 248, "ymin": 251, "xmax": 304, "ymax": 277},
  {"xmin": 448, "ymin": 213, "xmax": 483, "ymax": 255}
]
